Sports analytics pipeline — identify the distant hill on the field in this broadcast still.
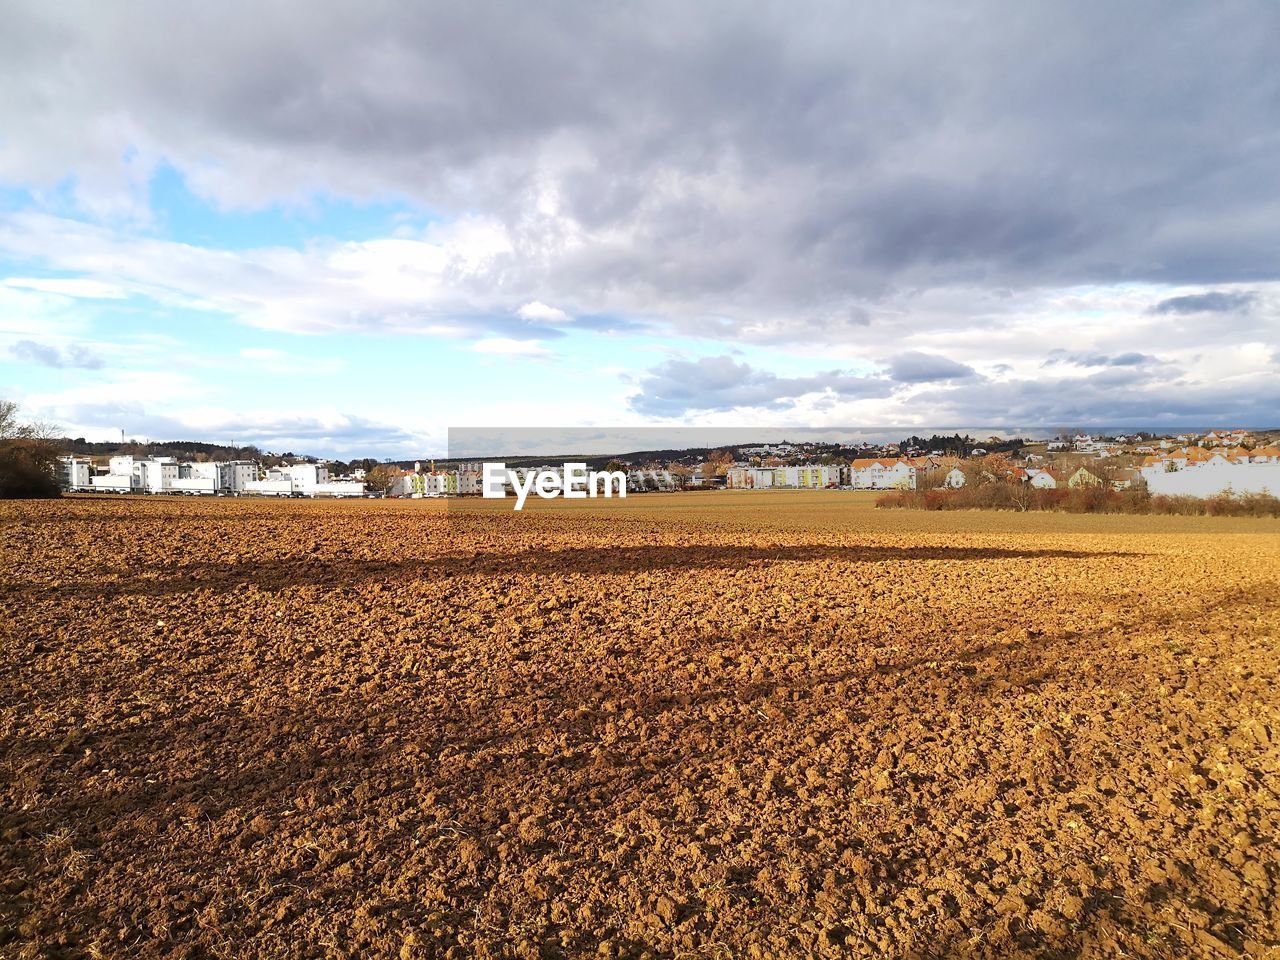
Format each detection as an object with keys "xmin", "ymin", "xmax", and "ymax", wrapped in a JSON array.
[{"xmin": 56, "ymin": 437, "xmax": 277, "ymax": 463}]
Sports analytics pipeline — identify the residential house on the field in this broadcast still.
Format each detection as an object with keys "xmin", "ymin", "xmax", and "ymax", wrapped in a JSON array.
[
  {"xmin": 850, "ymin": 458, "xmax": 917, "ymax": 490},
  {"xmin": 1110, "ymin": 468, "xmax": 1142, "ymax": 490},
  {"xmin": 1024, "ymin": 468, "xmax": 1058, "ymax": 489}
]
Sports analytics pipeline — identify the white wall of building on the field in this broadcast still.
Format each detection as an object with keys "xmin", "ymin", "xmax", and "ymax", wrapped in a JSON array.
[
  {"xmin": 244, "ymin": 479, "xmax": 294, "ymax": 496},
  {"xmin": 310, "ymin": 481, "xmax": 366, "ymax": 498},
  {"xmin": 169, "ymin": 476, "xmax": 218, "ymax": 494},
  {"xmin": 108, "ymin": 455, "xmax": 135, "ymax": 476},
  {"xmin": 136, "ymin": 458, "xmax": 178, "ymax": 493},
  {"xmin": 282, "ymin": 463, "xmax": 329, "ymax": 489}
]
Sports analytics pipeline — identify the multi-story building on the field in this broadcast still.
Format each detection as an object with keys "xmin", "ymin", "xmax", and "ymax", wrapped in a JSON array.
[
  {"xmin": 170, "ymin": 460, "xmax": 260, "ymax": 495},
  {"xmin": 56, "ymin": 456, "xmax": 94, "ymax": 490},
  {"xmin": 136, "ymin": 457, "xmax": 179, "ymax": 493},
  {"xmin": 849, "ymin": 458, "xmax": 917, "ymax": 490},
  {"xmin": 90, "ymin": 455, "xmax": 140, "ymax": 492},
  {"xmin": 726, "ymin": 466, "xmax": 774, "ymax": 489}
]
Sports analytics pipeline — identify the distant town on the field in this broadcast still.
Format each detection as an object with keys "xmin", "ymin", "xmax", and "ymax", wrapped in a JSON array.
[{"xmin": 54, "ymin": 428, "xmax": 1280, "ymax": 500}]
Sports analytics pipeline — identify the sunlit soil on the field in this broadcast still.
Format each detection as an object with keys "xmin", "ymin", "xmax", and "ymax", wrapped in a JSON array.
[{"xmin": 2, "ymin": 492, "xmax": 1277, "ymax": 958}]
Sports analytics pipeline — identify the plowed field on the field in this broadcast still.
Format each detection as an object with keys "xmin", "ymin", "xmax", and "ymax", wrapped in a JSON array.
[{"xmin": 2, "ymin": 493, "xmax": 1278, "ymax": 959}]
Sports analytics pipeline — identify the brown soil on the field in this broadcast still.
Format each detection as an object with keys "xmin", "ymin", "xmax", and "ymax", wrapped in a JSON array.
[{"xmin": 1, "ymin": 493, "xmax": 1278, "ymax": 959}]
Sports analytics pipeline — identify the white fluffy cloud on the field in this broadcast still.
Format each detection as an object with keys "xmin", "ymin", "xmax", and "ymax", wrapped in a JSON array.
[
  {"xmin": 2, "ymin": 3, "xmax": 1280, "ymax": 437},
  {"xmin": 516, "ymin": 301, "xmax": 571, "ymax": 324}
]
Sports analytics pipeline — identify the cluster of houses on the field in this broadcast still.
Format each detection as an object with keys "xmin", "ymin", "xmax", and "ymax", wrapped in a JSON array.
[
  {"xmin": 56, "ymin": 455, "xmax": 366, "ymax": 498},
  {"xmin": 725, "ymin": 459, "xmax": 918, "ymax": 490},
  {"xmin": 391, "ymin": 462, "xmax": 679, "ymax": 498},
  {"xmin": 721, "ymin": 435, "xmax": 1280, "ymax": 499},
  {"xmin": 1048, "ymin": 429, "xmax": 1260, "ymax": 457},
  {"xmin": 943, "ymin": 443, "xmax": 1280, "ymax": 497},
  {"xmin": 724, "ymin": 457, "xmax": 1131, "ymax": 494},
  {"xmin": 55, "ymin": 429, "xmax": 1280, "ymax": 501},
  {"xmin": 1136, "ymin": 444, "xmax": 1280, "ymax": 497},
  {"xmin": 55, "ymin": 455, "xmax": 680, "ymax": 499}
]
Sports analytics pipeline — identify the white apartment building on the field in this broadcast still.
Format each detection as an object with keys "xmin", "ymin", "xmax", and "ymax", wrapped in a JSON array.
[
  {"xmin": 90, "ymin": 455, "xmax": 141, "ymax": 492},
  {"xmin": 282, "ymin": 463, "xmax": 329, "ymax": 488},
  {"xmin": 56, "ymin": 456, "xmax": 94, "ymax": 490},
  {"xmin": 849, "ymin": 459, "xmax": 917, "ymax": 490},
  {"xmin": 244, "ymin": 463, "xmax": 365, "ymax": 497},
  {"xmin": 726, "ymin": 466, "xmax": 775, "ymax": 489},
  {"xmin": 169, "ymin": 460, "xmax": 260, "ymax": 495},
  {"xmin": 136, "ymin": 457, "xmax": 179, "ymax": 493},
  {"xmin": 726, "ymin": 464, "xmax": 840, "ymax": 489}
]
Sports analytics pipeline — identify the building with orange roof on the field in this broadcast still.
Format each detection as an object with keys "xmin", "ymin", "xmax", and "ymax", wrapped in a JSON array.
[{"xmin": 849, "ymin": 458, "xmax": 917, "ymax": 490}]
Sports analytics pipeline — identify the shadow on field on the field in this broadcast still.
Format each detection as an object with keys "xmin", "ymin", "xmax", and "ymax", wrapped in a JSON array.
[{"xmin": 5, "ymin": 543, "xmax": 1139, "ymax": 599}]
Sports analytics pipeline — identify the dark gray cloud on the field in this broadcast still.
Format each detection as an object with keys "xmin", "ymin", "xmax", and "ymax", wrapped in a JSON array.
[
  {"xmin": 10, "ymin": 339, "xmax": 104, "ymax": 369},
  {"xmin": 628, "ymin": 351, "xmax": 1280, "ymax": 425},
  {"xmin": 1151, "ymin": 291, "xmax": 1257, "ymax": 314},
  {"xmin": 887, "ymin": 351, "xmax": 978, "ymax": 383},
  {"xmin": 2, "ymin": 1, "xmax": 1280, "ymax": 340},
  {"xmin": 913, "ymin": 367, "xmax": 1280, "ymax": 428},
  {"xmin": 1042, "ymin": 350, "xmax": 1158, "ymax": 368},
  {"xmin": 629, "ymin": 355, "xmax": 891, "ymax": 417}
]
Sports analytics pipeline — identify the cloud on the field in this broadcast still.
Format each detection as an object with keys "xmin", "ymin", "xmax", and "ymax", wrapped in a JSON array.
[
  {"xmin": 1041, "ymin": 350, "xmax": 1159, "ymax": 368},
  {"xmin": 35, "ymin": 399, "xmax": 422, "ymax": 457},
  {"xmin": 886, "ymin": 352, "xmax": 978, "ymax": 383},
  {"xmin": 629, "ymin": 355, "xmax": 891, "ymax": 417},
  {"xmin": 1151, "ymin": 291, "xmax": 1257, "ymax": 314},
  {"xmin": 471, "ymin": 337, "xmax": 556, "ymax": 359},
  {"xmin": 0, "ymin": 4, "xmax": 1278, "ymax": 439},
  {"xmin": 622, "ymin": 348, "xmax": 1280, "ymax": 428},
  {"xmin": 2, "ymin": 3, "xmax": 1280, "ymax": 348},
  {"xmin": 10, "ymin": 339, "xmax": 105, "ymax": 369},
  {"xmin": 910, "ymin": 368, "xmax": 1280, "ymax": 428},
  {"xmin": 516, "ymin": 301, "xmax": 570, "ymax": 324},
  {"xmin": 0, "ymin": 211, "xmax": 541, "ymax": 338},
  {"xmin": 3, "ymin": 277, "xmax": 127, "ymax": 299}
]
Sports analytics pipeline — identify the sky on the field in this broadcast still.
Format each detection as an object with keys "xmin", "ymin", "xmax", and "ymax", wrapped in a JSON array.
[{"xmin": 1, "ymin": 1, "xmax": 1278, "ymax": 459}]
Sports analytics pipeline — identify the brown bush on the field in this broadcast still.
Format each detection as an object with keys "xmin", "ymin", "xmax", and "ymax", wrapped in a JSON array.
[
  {"xmin": 878, "ymin": 485, "xmax": 1280, "ymax": 517},
  {"xmin": 0, "ymin": 438, "xmax": 61, "ymax": 499}
]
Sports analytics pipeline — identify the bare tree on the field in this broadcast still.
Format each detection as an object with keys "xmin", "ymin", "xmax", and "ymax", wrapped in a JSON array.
[
  {"xmin": 1009, "ymin": 476, "xmax": 1036, "ymax": 512},
  {"xmin": 0, "ymin": 400, "xmax": 31, "ymax": 441},
  {"xmin": 0, "ymin": 400, "xmax": 62, "ymax": 498},
  {"xmin": 364, "ymin": 464, "xmax": 400, "ymax": 496}
]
